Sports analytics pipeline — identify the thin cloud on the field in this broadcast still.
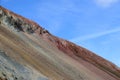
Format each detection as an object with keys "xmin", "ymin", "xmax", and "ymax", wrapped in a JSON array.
[
  {"xmin": 94, "ymin": 0, "xmax": 119, "ymax": 8},
  {"xmin": 70, "ymin": 27, "xmax": 120, "ymax": 42}
]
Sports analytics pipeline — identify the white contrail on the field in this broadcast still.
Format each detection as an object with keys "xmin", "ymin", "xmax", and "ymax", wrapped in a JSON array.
[{"xmin": 70, "ymin": 27, "xmax": 120, "ymax": 42}]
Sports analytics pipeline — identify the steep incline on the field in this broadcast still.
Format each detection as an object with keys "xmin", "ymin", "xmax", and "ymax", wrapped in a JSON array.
[{"xmin": 0, "ymin": 6, "xmax": 120, "ymax": 80}]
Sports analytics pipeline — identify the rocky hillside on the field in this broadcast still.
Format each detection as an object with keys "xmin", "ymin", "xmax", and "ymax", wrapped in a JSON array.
[{"xmin": 0, "ymin": 6, "xmax": 120, "ymax": 80}]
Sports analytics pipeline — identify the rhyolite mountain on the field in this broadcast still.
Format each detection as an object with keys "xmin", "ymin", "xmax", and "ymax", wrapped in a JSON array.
[{"xmin": 0, "ymin": 6, "xmax": 120, "ymax": 80}]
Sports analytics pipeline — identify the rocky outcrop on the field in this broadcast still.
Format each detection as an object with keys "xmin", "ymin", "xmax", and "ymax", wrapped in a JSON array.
[{"xmin": 0, "ymin": 6, "xmax": 49, "ymax": 35}]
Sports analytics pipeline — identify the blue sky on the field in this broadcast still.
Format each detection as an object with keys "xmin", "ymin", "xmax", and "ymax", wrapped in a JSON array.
[{"xmin": 1, "ymin": 0, "xmax": 120, "ymax": 67}]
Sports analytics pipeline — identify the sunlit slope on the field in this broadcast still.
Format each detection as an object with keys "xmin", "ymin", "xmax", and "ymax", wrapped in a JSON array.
[{"xmin": 0, "ymin": 25, "xmax": 103, "ymax": 80}]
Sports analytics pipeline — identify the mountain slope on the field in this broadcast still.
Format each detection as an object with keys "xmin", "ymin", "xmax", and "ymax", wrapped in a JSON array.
[{"xmin": 0, "ymin": 6, "xmax": 120, "ymax": 80}]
